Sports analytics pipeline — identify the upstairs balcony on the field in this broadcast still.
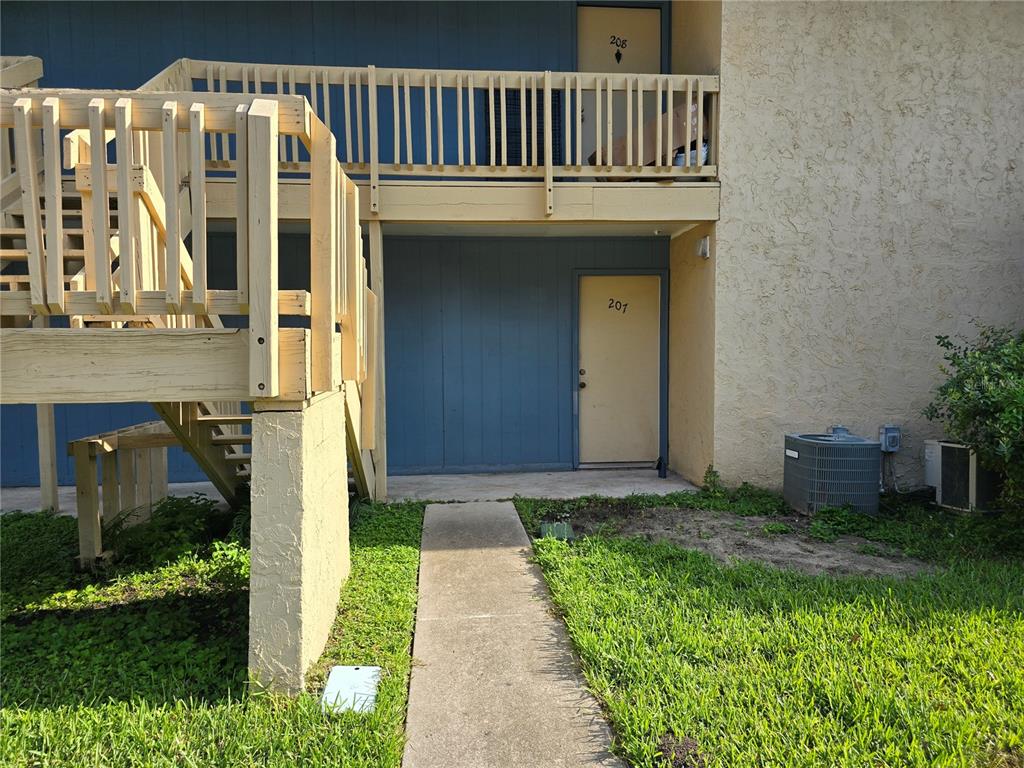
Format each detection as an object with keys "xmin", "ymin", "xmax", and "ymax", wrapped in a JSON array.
[{"xmin": 144, "ymin": 57, "xmax": 721, "ymax": 229}]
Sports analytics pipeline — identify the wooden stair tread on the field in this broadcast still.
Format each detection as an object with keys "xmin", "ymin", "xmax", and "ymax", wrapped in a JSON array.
[
  {"xmin": 211, "ymin": 434, "xmax": 252, "ymax": 445},
  {"xmin": 225, "ymin": 452, "xmax": 251, "ymax": 464},
  {"xmin": 196, "ymin": 414, "xmax": 252, "ymax": 425}
]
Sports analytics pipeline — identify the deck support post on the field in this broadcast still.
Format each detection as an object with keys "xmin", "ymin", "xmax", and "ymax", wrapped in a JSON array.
[
  {"xmin": 33, "ymin": 315, "xmax": 60, "ymax": 512},
  {"xmin": 368, "ymin": 220, "xmax": 387, "ymax": 500},
  {"xmin": 248, "ymin": 390, "xmax": 350, "ymax": 694}
]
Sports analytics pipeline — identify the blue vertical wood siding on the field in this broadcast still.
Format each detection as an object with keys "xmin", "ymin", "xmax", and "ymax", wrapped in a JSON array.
[
  {"xmin": 384, "ymin": 237, "xmax": 668, "ymax": 474},
  {"xmin": 0, "ymin": 2, "xmax": 578, "ymax": 90},
  {"xmin": 1, "ymin": 405, "xmax": 205, "ymax": 487}
]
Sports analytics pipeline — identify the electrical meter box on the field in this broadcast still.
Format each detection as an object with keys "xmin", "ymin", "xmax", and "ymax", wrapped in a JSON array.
[{"xmin": 879, "ymin": 425, "xmax": 901, "ymax": 453}]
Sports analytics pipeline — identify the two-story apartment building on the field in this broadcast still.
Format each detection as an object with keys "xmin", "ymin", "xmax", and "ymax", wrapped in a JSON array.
[{"xmin": 3, "ymin": 0, "xmax": 1022, "ymax": 494}]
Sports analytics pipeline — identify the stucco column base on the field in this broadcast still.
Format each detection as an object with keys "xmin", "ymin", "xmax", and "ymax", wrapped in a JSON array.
[{"xmin": 248, "ymin": 391, "xmax": 350, "ymax": 694}]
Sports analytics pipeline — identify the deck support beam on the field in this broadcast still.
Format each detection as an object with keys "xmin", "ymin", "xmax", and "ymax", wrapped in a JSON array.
[{"xmin": 248, "ymin": 390, "xmax": 350, "ymax": 694}]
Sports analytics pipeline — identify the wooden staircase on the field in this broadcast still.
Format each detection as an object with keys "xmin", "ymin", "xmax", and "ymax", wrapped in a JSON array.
[
  {"xmin": 2, "ymin": 87, "xmax": 382, "ymax": 513},
  {"xmin": 2, "ymin": 183, "xmax": 254, "ymax": 506}
]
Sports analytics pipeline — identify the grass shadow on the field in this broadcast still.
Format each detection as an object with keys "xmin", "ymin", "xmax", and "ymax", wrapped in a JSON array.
[{"xmin": 2, "ymin": 587, "xmax": 248, "ymax": 709}]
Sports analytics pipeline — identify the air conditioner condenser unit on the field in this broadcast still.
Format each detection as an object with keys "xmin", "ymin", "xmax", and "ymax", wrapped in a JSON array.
[{"xmin": 923, "ymin": 440, "xmax": 1003, "ymax": 512}]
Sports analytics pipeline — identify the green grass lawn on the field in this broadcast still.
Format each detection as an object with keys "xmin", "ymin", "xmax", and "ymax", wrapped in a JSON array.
[
  {"xmin": 518, "ymin": 489, "xmax": 1024, "ymax": 768},
  {"xmin": 1, "ymin": 496, "xmax": 424, "ymax": 768}
]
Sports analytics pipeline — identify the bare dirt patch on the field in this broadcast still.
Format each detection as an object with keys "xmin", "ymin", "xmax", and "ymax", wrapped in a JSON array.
[{"xmin": 566, "ymin": 505, "xmax": 933, "ymax": 578}]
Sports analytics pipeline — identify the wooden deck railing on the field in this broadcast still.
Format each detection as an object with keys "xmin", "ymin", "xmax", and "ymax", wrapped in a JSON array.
[
  {"xmin": 150, "ymin": 58, "xmax": 719, "ymax": 216},
  {"xmin": 0, "ymin": 88, "xmax": 375, "ymax": 406}
]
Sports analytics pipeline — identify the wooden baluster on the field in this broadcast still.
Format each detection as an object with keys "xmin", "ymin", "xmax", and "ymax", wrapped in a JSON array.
[
  {"xmin": 88, "ymin": 99, "xmax": 111, "ymax": 311},
  {"xmin": 322, "ymin": 69, "xmax": 331, "ymax": 132},
  {"xmin": 42, "ymin": 97, "xmax": 64, "ymax": 313},
  {"xmin": 392, "ymin": 72, "xmax": 400, "ymax": 169},
  {"xmin": 133, "ymin": 129, "xmax": 154, "ymax": 294},
  {"xmin": 534, "ymin": 75, "xmax": 540, "ymax": 168},
  {"xmin": 520, "ymin": 76, "xmax": 527, "ymax": 170},
  {"xmin": 684, "ymin": 78, "xmax": 692, "ymax": 170},
  {"xmin": 367, "ymin": 65, "xmax": 379, "ymax": 213},
  {"xmin": 436, "ymin": 72, "xmax": 444, "ymax": 170},
  {"xmin": 543, "ymin": 71, "xmax": 553, "ymax": 216},
  {"xmin": 598, "ymin": 76, "xmax": 606, "ymax": 169},
  {"xmin": 666, "ymin": 77, "xmax": 674, "ymax": 169},
  {"xmin": 499, "ymin": 75, "xmax": 507, "ymax": 168},
  {"xmin": 343, "ymin": 70, "xmax": 353, "ymax": 165},
  {"xmin": 335, "ymin": 171, "xmax": 345, "ymax": 323},
  {"xmin": 235, "ymin": 104, "xmax": 248, "ymax": 311},
  {"xmin": 118, "ymin": 448, "xmax": 136, "ymax": 515},
  {"xmin": 468, "ymin": 74, "xmax": 477, "ymax": 169},
  {"xmin": 403, "ymin": 72, "xmax": 413, "ymax": 169},
  {"xmin": 189, "ymin": 103, "xmax": 207, "ymax": 313},
  {"xmin": 12, "ymin": 98, "xmax": 46, "ymax": 312},
  {"xmin": 488, "ymin": 75, "xmax": 495, "ymax": 169},
  {"xmin": 115, "ymin": 98, "xmax": 137, "ymax": 313},
  {"xmin": 457, "ymin": 73, "xmax": 464, "ymax": 169},
  {"xmin": 276, "ymin": 68, "xmax": 286, "ymax": 165},
  {"xmin": 636, "ymin": 79, "xmax": 643, "ymax": 170},
  {"xmin": 162, "ymin": 102, "xmax": 180, "ymax": 311},
  {"xmin": 696, "ymin": 79, "xmax": 704, "ymax": 173},
  {"xmin": 255, "ymin": 66, "xmax": 263, "ymax": 95},
  {"xmin": 356, "ymin": 70, "xmax": 365, "ymax": 167},
  {"xmin": 594, "ymin": 78, "xmax": 602, "ymax": 167},
  {"xmin": 562, "ymin": 74, "xmax": 569, "ymax": 169},
  {"xmin": 424, "ymin": 71, "xmax": 432, "ymax": 168},
  {"xmin": 101, "ymin": 451, "xmax": 118, "ymax": 522},
  {"xmin": 343, "ymin": 179, "xmax": 358, "ymax": 332},
  {"xmin": 309, "ymin": 69, "xmax": 319, "ymax": 124},
  {"xmin": 218, "ymin": 65, "xmax": 228, "ymax": 166},
  {"xmin": 247, "ymin": 99, "xmax": 279, "ymax": 398},
  {"xmin": 655, "ymin": 78, "xmax": 662, "ymax": 169},
  {"xmin": 575, "ymin": 75, "xmax": 582, "ymax": 169},
  {"xmin": 288, "ymin": 68, "xmax": 299, "ymax": 167},
  {"xmin": 626, "ymin": 77, "xmax": 633, "ymax": 169},
  {"xmin": 206, "ymin": 65, "xmax": 219, "ymax": 165}
]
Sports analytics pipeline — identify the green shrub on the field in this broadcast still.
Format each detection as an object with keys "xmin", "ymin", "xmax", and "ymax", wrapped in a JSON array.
[{"xmin": 924, "ymin": 325, "xmax": 1024, "ymax": 511}]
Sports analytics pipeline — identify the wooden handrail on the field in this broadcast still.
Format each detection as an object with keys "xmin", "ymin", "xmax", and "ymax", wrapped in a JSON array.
[{"xmin": 173, "ymin": 58, "xmax": 719, "ymax": 190}]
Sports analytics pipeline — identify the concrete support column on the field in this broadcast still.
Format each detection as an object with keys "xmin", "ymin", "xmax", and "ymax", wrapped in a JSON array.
[{"xmin": 249, "ymin": 390, "xmax": 350, "ymax": 694}]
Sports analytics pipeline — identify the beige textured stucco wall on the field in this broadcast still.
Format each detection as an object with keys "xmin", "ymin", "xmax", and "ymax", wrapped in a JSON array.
[
  {"xmin": 249, "ymin": 391, "xmax": 350, "ymax": 693},
  {"xmin": 671, "ymin": 0, "xmax": 722, "ymax": 75},
  {"xmin": 669, "ymin": 223, "xmax": 716, "ymax": 484},
  {"xmin": 714, "ymin": 1, "xmax": 1024, "ymax": 488}
]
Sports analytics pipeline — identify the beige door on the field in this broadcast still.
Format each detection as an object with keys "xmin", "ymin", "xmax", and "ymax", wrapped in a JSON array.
[
  {"xmin": 578, "ymin": 275, "xmax": 661, "ymax": 464},
  {"xmin": 577, "ymin": 5, "xmax": 662, "ymax": 168}
]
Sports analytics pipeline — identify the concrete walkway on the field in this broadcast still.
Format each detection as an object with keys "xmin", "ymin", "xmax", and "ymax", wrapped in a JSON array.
[
  {"xmin": 403, "ymin": 502, "xmax": 622, "ymax": 768},
  {"xmin": 390, "ymin": 468, "xmax": 696, "ymax": 502}
]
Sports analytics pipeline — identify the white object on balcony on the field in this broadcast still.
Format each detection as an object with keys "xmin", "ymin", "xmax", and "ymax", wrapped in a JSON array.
[{"xmin": 674, "ymin": 142, "xmax": 709, "ymax": 167}]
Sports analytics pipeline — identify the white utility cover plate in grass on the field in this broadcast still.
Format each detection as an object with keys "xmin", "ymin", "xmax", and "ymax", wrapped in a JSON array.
[{"xmin": 321, "ymin": 665, "xmax": 381, "ymax": 714}]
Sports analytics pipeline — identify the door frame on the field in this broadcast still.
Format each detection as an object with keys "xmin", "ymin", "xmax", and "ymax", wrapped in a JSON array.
[
  {"xmin": 571, "ymin": 267, "xmax": 669, "ymax": 470},
  {"xmin": 572, "ymin": 2, "xmax": 673, "ymax": 76}
]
